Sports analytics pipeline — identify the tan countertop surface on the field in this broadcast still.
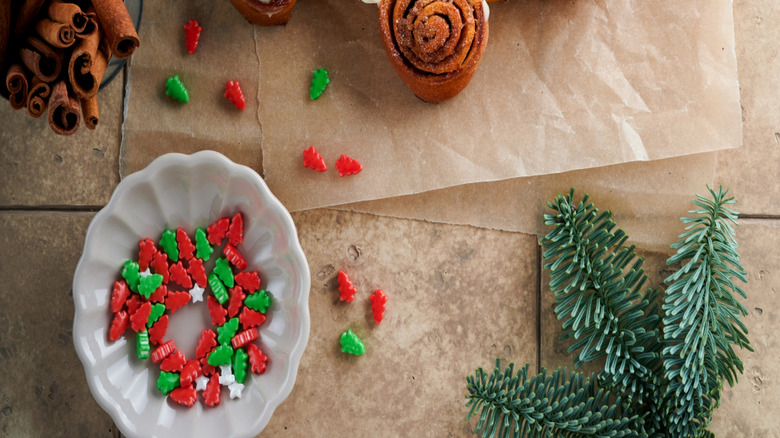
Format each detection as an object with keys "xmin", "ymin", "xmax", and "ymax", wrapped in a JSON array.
[{"xmin": 1, "ymin": 0, "xmax": 778, "ymax": 436}]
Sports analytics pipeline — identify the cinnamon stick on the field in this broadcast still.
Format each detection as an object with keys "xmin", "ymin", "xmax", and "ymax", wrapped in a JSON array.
[
  {"xmin": 36, "ymin": 18, "xmax": 77, "ymax": 49},
  {"xmin": 76, "ymin": 12, "xmax": 99, "ymax": 39},
  {"xmin": 81, "ymin": 95, "xmax": 99, "ymax": 129},
  {"xmin": 13, "ymin": 0, "xmax": 46, "ymax": 38},
  {"xmin": 48, "ymin": 1, "xmax": 89, "ymax": 34},
  {"xmin": 20, "ymin": 36, "xmax": 64, "ymax": 82},
  {"xmin": 68, "ymin": 26, "xmax": 106, "ymax": 98},
  {"xmin": 27, "ymin": 77, "xmax": 51, "ymax": 118},
  {"xmin": 48, "ymin": 81, "xmax": 81, "ymax": 135},
  {"xmin": 6, "ymin": 64, "xmax": 30, "ymax": 110},
  {"xmin": 91, "ymin": 0, "xmax": 139, "ymax": 59}
]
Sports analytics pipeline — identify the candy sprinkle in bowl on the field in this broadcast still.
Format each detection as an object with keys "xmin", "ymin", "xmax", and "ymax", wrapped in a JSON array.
[{"xmin": 72, "ymin": 151, "xmax": 310, "ymax": 438}]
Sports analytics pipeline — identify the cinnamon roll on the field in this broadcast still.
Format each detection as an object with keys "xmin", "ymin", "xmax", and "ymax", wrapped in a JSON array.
[{"xmin": 230, "ymin": 0, "xmax": 298, "ymax": 26}]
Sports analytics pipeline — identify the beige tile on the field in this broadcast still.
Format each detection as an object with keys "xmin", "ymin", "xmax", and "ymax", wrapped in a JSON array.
[
  {"xmin": 715, "ymin": 0, "xmax": 780, "ymax": 216},
  {"xmin": 0, "ymin": 212, "xmax": 117, "ymax": 436},
  {"xmin": 0, "ymin": 73, "xmax": 122, "ymax": 207},
  {"xmin": 262, "ymin": 210, "xmax": 539, "ymax": 437},
  {"xmin": 710, "ymin": 219, "xmax": 780, "ymax": 435}
]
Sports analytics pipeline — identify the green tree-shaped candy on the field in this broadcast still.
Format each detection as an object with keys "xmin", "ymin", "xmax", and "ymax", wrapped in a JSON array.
[
  {"xmin": 310, "ymin": 68, "xmax": 329, "ymax": 100},
  {"xmin": 195, "ymin": 227, "xmax": 213, "ymax": 261},
  {"xmin": 207, "ymin": 344, "xmax": 234, "ymax": 366},
  {"xmin": 165, "ymin": 75, "xmax": 189, "ymax": 103},
  {"xmin": 233, "ymin": 348, "xmax": 249, "ymax": 384},
  {"xmin": 214, "ymin": 257, "xmax": 234, "ymax": 288},
  {"xmin": 159, "ymin": 229, "xmax": 178, "ymax": 262},
  {"xmin": 147, "ymin": 303, "xmax": 166, "ymax": 328},
  {"xmin": 157, "ymin": 371, "xmax": 180, "ymax": 395},
  {"xmin": 340, "ymin": 329, "xmax": 365, "ymax": 356},
  {"xmin": 138, "ymin": 273, "xmax": 164, "ymax": 299},
  {"xmin": 122, "ymin": 260, "xmax": 141, "ymax": 292},
  {"xmin": 217, "ymin": 317, "xmax": 239, "ymax": 345},
  {"xmin": 208, "ymin": 272, "xmax": 229, "ymax": 304},
  {"xmin": 245, "ymin": 290, "xmax": 271, "ymax": 314},
  {"xmin": 136, "ymin": 330, "xmax": 150, "ymax": 360}
]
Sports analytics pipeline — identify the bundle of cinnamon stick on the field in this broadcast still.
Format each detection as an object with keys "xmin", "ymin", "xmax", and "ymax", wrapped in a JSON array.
[{"xmin": 0, "ymin": 0, "xmax": 139, "ymax": 135}]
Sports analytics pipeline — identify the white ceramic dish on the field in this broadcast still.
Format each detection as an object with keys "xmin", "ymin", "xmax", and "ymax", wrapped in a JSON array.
[{"xmin": 72, "ymin": 151, "xmax": 310, "ymax": 438}]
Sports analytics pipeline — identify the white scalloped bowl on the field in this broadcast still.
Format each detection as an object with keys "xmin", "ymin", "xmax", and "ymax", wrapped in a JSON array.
[{"xmin": 72, "ymin": 151, "xmax": 310, "ymax": 438}]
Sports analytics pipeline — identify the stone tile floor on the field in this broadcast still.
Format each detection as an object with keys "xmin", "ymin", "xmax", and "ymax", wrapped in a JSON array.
[{"xmin": 0, "ymin": 0, "xmax": 778, "ymax": 436}]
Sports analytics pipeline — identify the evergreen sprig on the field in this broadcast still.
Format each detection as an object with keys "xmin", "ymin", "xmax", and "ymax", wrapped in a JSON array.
[
  {"xmin": 466, "ymin": 360, "xmax": 641, "ymax": 438},
  {"xmin": 661, "ymin": 186, "xmax": 752, "ymax": 437},
  {"xmin": 540, "ymin": 190, "xmax": 661, "ymax": 405}
]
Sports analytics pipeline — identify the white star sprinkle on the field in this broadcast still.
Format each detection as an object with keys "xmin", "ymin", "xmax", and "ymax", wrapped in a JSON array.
[
  {"xmin": 195, "ymin": 375, "xmax": 209, "ymax": 391},
  {"xmin": 219, "ymin": 365, "xmax": 235, "ymax": 386},
  {"xmin": 189, "ymin": 284, "xmax": 205, "ymax": 303},
  {"xmin": 139, "ymin": 268, "xmax": 153, "ymax": 278},
  {"xmin": 228, "ymin": 382, "xmax": 245, "ymax": 399}
]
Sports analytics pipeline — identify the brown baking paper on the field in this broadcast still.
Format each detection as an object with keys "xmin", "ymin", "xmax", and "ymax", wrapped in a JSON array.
[{"xmin": 120, "ymin": 0, "xmax": 740, "ymax": 214}]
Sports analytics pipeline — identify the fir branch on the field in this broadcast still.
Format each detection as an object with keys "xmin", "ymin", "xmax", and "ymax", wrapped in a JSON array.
[
  {"xmin": 465, "ymin": 360, "xmax": 641, "ymax": 438},
  {"xmin": 662, "ymin": 186, "xmax": 752, "ymax": 437},
  {"xmin": 540, "ymin": 189, "xmax": 662, "ymax": 405}
]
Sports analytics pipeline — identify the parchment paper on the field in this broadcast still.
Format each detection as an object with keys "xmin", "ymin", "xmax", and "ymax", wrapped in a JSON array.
[
  {"xmin": 121, "ymin": 0, "xmax": 741, "ymax": 215},
  {"xmin": 337, "ymin": 151, "xmax": 719, "ymax": 252}
]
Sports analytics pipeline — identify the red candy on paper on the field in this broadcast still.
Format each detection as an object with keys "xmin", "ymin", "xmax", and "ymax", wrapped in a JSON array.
[
  {"xmin": 196, "ymin": 329, "xmax": 218, "ymax": 359},
  {"xmin": 227, "ymin": 286, "xmax": 246, "ymax": 318},
  {"xmin": 166, "ymin": 291, "xmax": 191, "ymax": 314},
  {"xmin": 108, "ymin": 310, "xmax": 130, "ymax": 341},
  {"xmin": 110, "ymin": 280, "xmax": 130, "ymax": 313},
  {"xmin": 235, "ymin": 271, "xmax": 261, "ymax": 293},
  {"xmin": 160, "ymin": 349, "xmax": 187, "ymax": 372},
  {"xmin": 223, "ymin": 244, "xmax": 247, "ymax": 271},
  {"xmin": 184, "ymin": 19, "xmax": 202, "ymax": 55},
  {"xmin": 148, "ymin": 314, "xmax": 169, "ymax": 345},
  {"xmin": 176, "ymin": 228, "xmax": 196, "ymax": 261},
  {"xmin": 335, "ymin": 153, "xmax": 362, "ymax": 177},
  {"xmin": 138, "ymin": 238, "xmax": 157, "ymax": 271},
  {"xmin": 169, "ymin": 261, "xmax": 193, "ymax": 289},
  {"xmin": 150, "ymin": 251, "xmax": 170, "ymax": 284},
  {"xmin": 226, "ymin": 212, "xmax": 244, "ymax": 246},
  {"xmin": 203, "ymin": 374, "xmax": 221, "ymax": 407},
  {"xmin": 170, "ymin": 385, "xmax": 198, "ymax": 407},
  {"xmin": 130, "ymin": 301, "xmax": 152, "ymax": 332},
  {"xmin": 207, "ymin": 295, "xmax": 227, "ymax": 326},
  {"xmin": 303, "ymin": 145, "xmax": 327, "ymax": 172},
  {"xmin": 187, "ymin": 258, "xmax": 207, "ymax": 288},
  {"xmin": 180, "ymin": 359, "xmax": 201, "ymax": 387},
  {"xmin": 148, "ymin": 284, "xmax": 168, "ymax": 303},
  {"xmin": 207, "ymin": 217, "xmax": 230, "ymax": 245},
  {"xmin": 231, "ymin": 328, "xmax": 258, "ymax": 349},
  {"xmin": 369, "ymin": 289, "xmax": 388, "ymax": 325},
  {"xmin": 247, "ymin": 343, "xmax": 268, "ymax": 374},
  {"xmin": 337, "ymin": 270, "xmax": 357, "ymax": 303},
  {"xmin": 152, "ymin": 340, "xmax": 177, "ymax": 363},
  {"xmin": 239, "ymin": 306, "xmax": 266, "ymax": 329},
  {"xmin": 224, "ymin": 80, "xmax": 246, "ymax": 111}
]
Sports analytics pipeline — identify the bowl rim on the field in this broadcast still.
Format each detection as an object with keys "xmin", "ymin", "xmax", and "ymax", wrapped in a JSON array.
[{"xmin": 71, "ymin": 150, "xmax": 311, "ymax": 438}]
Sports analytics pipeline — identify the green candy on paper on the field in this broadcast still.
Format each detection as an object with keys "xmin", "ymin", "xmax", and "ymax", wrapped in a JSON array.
[
  {"xmin": 217, "ymin": 317, "xmax": 239, "ymax": 346},
  {"xmin": 245, "ymin": 290, "xmax": 271, "ymax": 314},
  {"xmin": 340, "ymin": 329, "xmax": 365, "ymax": 356},
  {"xmin": 310, "ymin": 68, "xmax": 329, "ymax": 100},
  {"xmin": 207, "ymin": 344, "xmax": 234, "ymax": 366},
  {"xmin": 195, "ymin": 227, "xmax": 213, "ymax": 261},
  {"xmin": 165, "ymin": 75, "xmax": 189, "ymax": 103},
  {"xmin": 136, "ymin": 330, "xmax": 150, "ymax": 360},
  {"xmin": 233, "ymin": 348, "xmax": 249, "ymax": 384},
  {"xmin": 159, "ymin": 229, "xmax": 178, "ymax": 262},
  {"xmin": 147, "ymin": 303, "xmax": 166, "ymax": 328},
  {"xmin": 157, "ymin": 371, "xmax": 180, "ymax": 395},
  {"xmin": 137, "ymin": 273, "xmax": 163, "ymax": 299},
  {"xmin": 122, "ymin": 260, "xmax": 141, "ymax": 292},
  {"xmin": 208, "ymin": 272, "xmax": 229, "ymax": 305},
  {"xmin": 214, "ymin": 257, "xmax": 234, "ymax": 288}
]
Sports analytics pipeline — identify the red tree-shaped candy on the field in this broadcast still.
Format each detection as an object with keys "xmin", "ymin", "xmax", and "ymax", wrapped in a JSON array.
[
  {"xmin": 187, "ymin": 258, "xmax": 207, "ymax": 288},
  {"xmin": 200, "ymin": 356, "xmax": 217, "ymax": 377},
  {"xmin": 170, "ymin": 385, "xmax": 197, "ymax": 407},
  {"xmin": 148, "ymin": 284, "xmax": 168, "ymax": 303},
  {"xmin": 161, "ymin": 349, "xmax": 187, "ymax": 372},
  {"xmin": 176, "ymin": 228, "xmax": 196, "ymax": 261},
  {"xmin": 226, "ymin": 212, "xmax": 244, "ymax": 246},
  {"xmin": 148, "ymin": 314, "xmax": 169, "ymax": 345},
  {"xmin": 227, "ymin": 286, "xmax": 246, "ymax": 318},
  {"xmin": 239, "ymin": 306, "xmax": 266, "ymax": 330},
  {"xmin": 235, "ymin": 271, "xmax": 261, "ymax": 293},
  {"xmin": 166, "ymin": 291, "xmax": 191, "ymax": 314},
  {"xmin": 108, "ymin": 310, "xmax": 130, "ymax": 341},
  {"xmin": 110, "ymin": 280, "xmax": 130, "ymax": 313},
  {"xmin": 247, "ymin": 343, "xmax": 269, "ymax": 374},
  {"xmin": 369, "ymin": 289, "xmax": 388, "ymax": 325},
  {"xmin": 335, "ymin": 153, "xmax": 362, "ymax": 177},
  {"xmin": 183, "ymin": 20, "xmax": 202, "ymax": 55},
  {"xmin": 207, "ymin": 217, "xmax": 230, "ymax": 245},
  {"xmin": 224, "ymin": 80, "xmax": 246, "ymax": 111},
  {"xmin": 130, "ymin": 301, "xmax": 152, "ymax": 332},
  {"xmin": 337, "ymin": 270, "xmax": 357, "ymax": 302},
  {"xmin": 180, "ymin": 359, "xmax": 201, "ymax": 387},
  {"xmin": 203, "ymin": 374, "xmax": 221, "ymax": 407},
  {"xmin": 126, "ymin": 294, "xmax": 143, "ymax": 316},
  {"xmin": 138, "ymin": 238, "xmax": 157, "ymax": 271},
  {"xmin": 169, "ymin": 261, "xmax": 193, "ymax": 289},
  {"xmin": 195, "ymin": 329, "xmax": 218, "ymax": 359},
  {"xmin": 207, "ymin": 295, "xmax": 227, "ymax": 326},
  {"xmin": 150, "ymin": 251, "xmax": 169, "ymax": 284},
  {"xmin": 303, "ymin": 146, "xmax": 327, "ymax": 172}
]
